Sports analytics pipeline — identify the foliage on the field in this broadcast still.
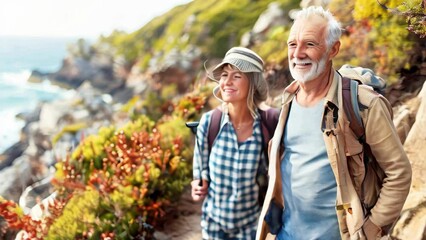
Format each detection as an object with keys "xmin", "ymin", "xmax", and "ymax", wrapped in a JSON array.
[
  {"xmin": 119, "ymin": 95, "xmax": 140, "ymax": 115},
  {"xmin": 45, "ymin": 190, "xmax": 99, "ymax": 239},
  {"xmin": 67, "ymin": 38, "xmax": 93, "ymax": 60},
  {"xmin": 172, "ymin": 87, "xmax": 209, "ymax": 121},
  {"xmin": 329, "ymin": 0, "xmax": 419, "ymax": 82},
  {"xmin": 97, "ymin": 30, "xmax": 139, "ymax": 64},
  {"xmin": 383, "ymin": 0, "xmax": 426, "ymax": 38},
  {"xmin": 120, "ymin": 115, "xmax": 154, "ymax": 138},
  {"xmin": 0, "ymin": 195, "xmax": 68, "ymax": 240},
  {"xmin": 254, "ymin": 25, "xmax": 290, "ymax": 66},
  {"xmin": 93, "ymin": 0, "xmax": 422, "ymax": 87},
  {"xmin": 99, "ymin": 0, "xmax": 289, "ymax": 70},
  {"xmin": 52, "ymin": 122, "xmax": 88, "ymax": 146},
  {"xmin": 157, "ymin": 116, "xmax": 194, "ymax": 163},
  {"xmin": 0, "ymin": 84, "xmax": 210, "ymax": 238},
  {"xmin": 139, "ymin": 85, "xmax": 176, "ymax": 121}
]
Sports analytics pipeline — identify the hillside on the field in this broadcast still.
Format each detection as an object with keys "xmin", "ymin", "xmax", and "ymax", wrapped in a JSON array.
[{"xmin": 0, "ymin": 0, "xmax": 425, "ymax": 239}]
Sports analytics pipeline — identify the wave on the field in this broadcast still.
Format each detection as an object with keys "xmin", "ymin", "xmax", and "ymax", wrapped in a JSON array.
[
  {"xmin": 0, "ymin": 36, "xmax": 75, "ymax": 153},
  {"xmin": 0, "ymin": 71, "xmax": 75, "ymax": 153},
  {"xmin": 0, "ymin": 70, "xmax": 75, "ymax": 95},
  {"xmin": 0, "ymin": 109, "xmax": 25, "ymax": 153},
  {"xmin": 0, "ymin": 70, "xmax": 32, "ymax": 85}
]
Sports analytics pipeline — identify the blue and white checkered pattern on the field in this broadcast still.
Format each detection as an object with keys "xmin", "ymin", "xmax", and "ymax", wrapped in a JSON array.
[{"xmin": 193, "ymin": 109, "xmax": 263, "ymax": 239}]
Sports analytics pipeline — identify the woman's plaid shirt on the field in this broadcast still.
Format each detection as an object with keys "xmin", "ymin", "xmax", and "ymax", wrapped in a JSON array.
[{"xmin": 193, "ymin": 109, "xmax": 264, "ymax": 231}]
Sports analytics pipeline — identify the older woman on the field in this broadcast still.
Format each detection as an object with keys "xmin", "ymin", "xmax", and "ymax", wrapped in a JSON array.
[{"xmin": 191, "ymin": 47, "xmax": 278, "ymax": 240}]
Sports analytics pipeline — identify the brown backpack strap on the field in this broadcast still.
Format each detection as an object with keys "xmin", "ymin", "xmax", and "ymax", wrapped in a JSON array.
[
  {"xmin": 258, "ymin": 108, "xmax": 280, "ymax": 165},
  {"xmin": 207, "ymin": 108, "xmax": 222, "ymax": 153},
  {"xmin": 208, "ymin": 108, "xmax": 279, "ymax": 154},
  {"xmin": 259, "ymin": 108, "xmax": 279, "ymax": 147},
  {"xmin": 341, "ymin": 76, "xmax": 386, "ymax": 214},
  {"xmin": 208, "ymin": 108, "xmax": 279, "ymax": 152}
]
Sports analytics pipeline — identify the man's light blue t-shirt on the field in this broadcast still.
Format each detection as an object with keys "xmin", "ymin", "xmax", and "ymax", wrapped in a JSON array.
[{"xmin": 278, "ymin": 99, "xmax": 340, "ymax": 240}]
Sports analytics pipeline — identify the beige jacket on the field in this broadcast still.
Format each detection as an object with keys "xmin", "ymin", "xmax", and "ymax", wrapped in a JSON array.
[{"xmin": 256, "ymin": 70, "xmax": 412, "ymax": 240}]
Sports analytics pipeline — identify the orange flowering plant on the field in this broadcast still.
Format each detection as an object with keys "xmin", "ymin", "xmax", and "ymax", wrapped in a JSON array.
[{"xmin": 0, "ymin": 88, "xmax": 209, "ymax": 239}]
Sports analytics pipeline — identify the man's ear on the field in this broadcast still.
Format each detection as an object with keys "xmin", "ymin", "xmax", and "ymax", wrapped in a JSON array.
[{"xmin": 328, "ymin": 41, "xmax": 340, "ymax": 59}]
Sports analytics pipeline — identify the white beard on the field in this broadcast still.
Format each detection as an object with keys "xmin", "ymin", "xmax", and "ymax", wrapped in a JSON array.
[{"xmin": 289, "ymin": 55, "xmax": 327, "ymax": 83}]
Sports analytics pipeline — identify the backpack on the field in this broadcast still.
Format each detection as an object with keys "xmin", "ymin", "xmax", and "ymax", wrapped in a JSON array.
[
  {"xmin": 338, "ymin": 64, "xmax": 388, "ymax": 212},
  {"xmin": 207, "ymin": 107, "xmax": 279, "ymax": 206}
]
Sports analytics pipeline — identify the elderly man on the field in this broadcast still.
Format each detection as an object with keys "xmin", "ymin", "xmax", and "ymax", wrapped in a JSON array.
[{"xmin": 256, "ymin": 6, "xmax": 412, "ymax": 240}]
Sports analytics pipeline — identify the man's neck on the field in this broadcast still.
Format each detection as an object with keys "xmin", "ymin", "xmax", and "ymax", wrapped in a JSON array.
[{"xmin": 296, "ymin": 67, "xmax": 333, "ymax": 107}]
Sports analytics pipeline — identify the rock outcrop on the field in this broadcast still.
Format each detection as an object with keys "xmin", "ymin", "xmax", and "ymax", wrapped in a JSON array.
[{"xmin": 392, "ymin": 81, "xmax": 426, "ymax": 239}]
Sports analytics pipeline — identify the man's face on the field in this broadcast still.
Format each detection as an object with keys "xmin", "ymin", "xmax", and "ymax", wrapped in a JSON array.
[{"xmin": 287, "ymin": 15, "xmax": 330, "ymax": 83}]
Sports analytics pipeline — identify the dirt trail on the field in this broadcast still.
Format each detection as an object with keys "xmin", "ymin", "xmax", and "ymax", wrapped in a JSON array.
[{"xmin": 154, "ymin": 187, "xmax": 203, "ymax": 240}]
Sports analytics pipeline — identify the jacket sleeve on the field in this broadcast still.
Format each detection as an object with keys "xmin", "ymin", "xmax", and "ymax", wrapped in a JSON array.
[{"xmin": 364, "ymin": 95, "xmax": 412, "ymax": 228}]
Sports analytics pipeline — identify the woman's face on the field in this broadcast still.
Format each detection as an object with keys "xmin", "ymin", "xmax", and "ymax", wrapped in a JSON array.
[{"xmin": 219, "ymin": 65, "xmax": 250, "ymax": 104}]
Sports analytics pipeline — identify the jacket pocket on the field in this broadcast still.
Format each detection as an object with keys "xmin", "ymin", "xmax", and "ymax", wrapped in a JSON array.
[
  {"xmin": 343, "ymin": 118, "xmax": 363, "ymax": 155},
  {"xmin": 347, "ymin": 154, "xmax": 365, "ymax": 196},
  {"xmin": 343, "ymin": 121, "xmax": 365, "ymax": 197}
]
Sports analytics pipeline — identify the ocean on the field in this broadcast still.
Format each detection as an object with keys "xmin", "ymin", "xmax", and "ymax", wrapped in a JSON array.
[{"xmin": 0, "ymin": 36, "xmax": 79, "ymax": 153}]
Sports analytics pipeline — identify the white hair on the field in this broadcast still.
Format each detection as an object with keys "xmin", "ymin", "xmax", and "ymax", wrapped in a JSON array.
[{"xmin": 294, "ymin": 6, "xmax": 342, "ymax": 50}]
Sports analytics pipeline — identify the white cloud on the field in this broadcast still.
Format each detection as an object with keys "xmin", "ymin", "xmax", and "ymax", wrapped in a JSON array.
[{"xmin": 0, "ymin": 0, "xmax": 191, "ymax": 37}]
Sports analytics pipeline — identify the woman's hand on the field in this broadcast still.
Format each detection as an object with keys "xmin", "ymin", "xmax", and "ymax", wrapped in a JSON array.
[{"xmin": 191, "ymin": 179, "xmax": 208, "ymax": 202}]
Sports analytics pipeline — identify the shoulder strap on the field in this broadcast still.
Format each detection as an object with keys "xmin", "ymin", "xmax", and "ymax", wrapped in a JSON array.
[
  {"xmin": 342, "ymin": 77, "xmax": 386, "ymax": 214},
  {"xmin": 207, "ymin": 108, "xmax": 222, "ymax": 153},
  {"xmin": 207, "ymin": 108, "xmax": 279, "ymax": 154},
  {"xmin": 341, "ymin": 77, "xmax": 365, "ymax": 143},
  {"xmin": 342, "ymin": 76, "xmax": 376, "ymax": 172},
  {"xmin": 259, "ymin": 108, "xmax": 279, "ymax": 145},
  {"xmin": 258, "ymin": 108, "xmax": 280, "ymax": 166}
]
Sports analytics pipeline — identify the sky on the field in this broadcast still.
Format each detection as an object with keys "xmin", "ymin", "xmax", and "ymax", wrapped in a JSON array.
[{"xmin": 0, "ymin": 0, "xmax": 192, "ymax": 38}]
